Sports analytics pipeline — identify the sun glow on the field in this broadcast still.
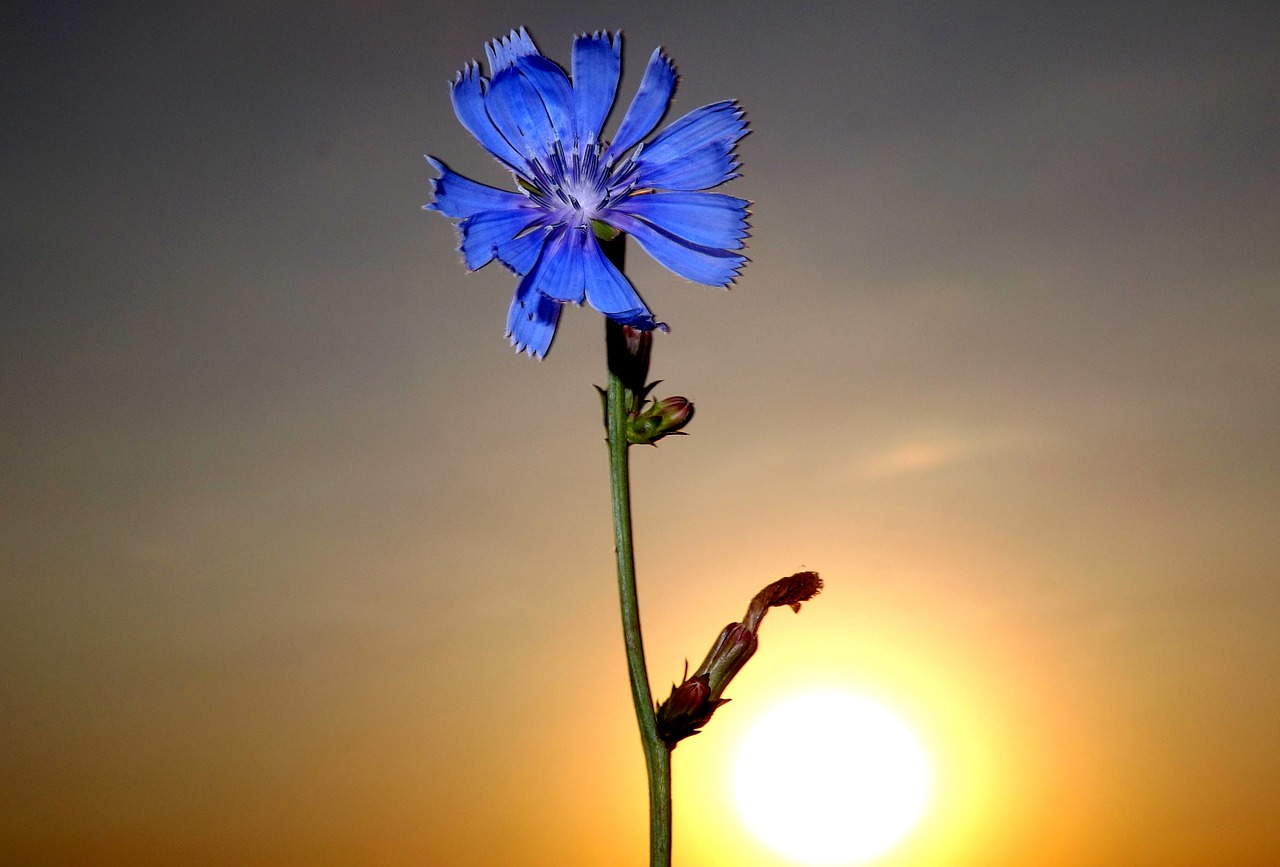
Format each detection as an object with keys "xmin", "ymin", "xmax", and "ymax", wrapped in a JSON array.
[{"xmin": 732, "ymin": 690, "xmax": 933, "ymax": 865}]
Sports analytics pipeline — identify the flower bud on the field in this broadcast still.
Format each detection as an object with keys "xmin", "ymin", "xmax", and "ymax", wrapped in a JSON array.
[{"xmin": 627, "ymin": 395, "xmax": 694, "ymax": 445}]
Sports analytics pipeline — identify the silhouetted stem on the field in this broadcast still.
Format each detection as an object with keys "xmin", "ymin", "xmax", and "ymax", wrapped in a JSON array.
[{"xmin": 601, "ymin": 235, "xmax": 672, "ymax": 867}]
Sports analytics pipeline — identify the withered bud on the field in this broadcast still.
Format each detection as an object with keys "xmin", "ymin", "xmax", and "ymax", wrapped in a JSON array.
[
  {"xmin": 622, "ymin": 324, "xmax": 652, "ymax": 361},
  {"xmin": 650, "ymin": 672, "xmax": 726, "ymax": 747},
  {"xmin": 693, "ymin": 622, "xmax": 759, "ymax": 700},
  {"xmin": 656, "ymin": 570, "xmax": 822, "ymax": 749},
  {"xmin": 744, "ymin": 570, "xmax": 824, "ymax": 631},
  {"xmin": 605, "ymin": 320, "xmax": 652, "ymax": 395}
]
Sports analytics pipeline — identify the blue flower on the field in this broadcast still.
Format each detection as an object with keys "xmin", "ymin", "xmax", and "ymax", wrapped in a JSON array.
[{"xmin": 426, "ymin": 28, "xmax": 750, "ymax": 358}]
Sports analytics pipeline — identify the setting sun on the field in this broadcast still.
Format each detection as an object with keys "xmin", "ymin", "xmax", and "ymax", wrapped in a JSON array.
[{"xmin": 731, "ymin": 690, "xmax": 933, "ymax": 865}]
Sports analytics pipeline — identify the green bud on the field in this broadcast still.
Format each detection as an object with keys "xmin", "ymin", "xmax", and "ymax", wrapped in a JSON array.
[{"xmin": 626, "ymin": 395, "xmax": 694, "ymax": 445}]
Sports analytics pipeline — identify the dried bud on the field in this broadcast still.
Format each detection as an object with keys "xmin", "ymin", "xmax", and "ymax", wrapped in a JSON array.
[
  {"xmin": 622, "ymin": 324, "xmax": 651, "ymax": 361},
  {"xmin": 651, "ymin": 672, "xmax": 726, "ymax": 747},
  {"xmin": 693, "ymin": 622, "xmax": 758, "ymax": 700},
  {"xmin": 627, "ymin": 395, "xmax": 695, "ymax": 445},
  {"xmin": 744, "ymin": 570, "xmax": 823, "ymax": 631},
  {"xmin": 656, "ymin": 570, "xmax": 822, "ymax": 749},
  {"xmin": 605, "ymin": 320, "xmax": 652, "ymax": 395}
]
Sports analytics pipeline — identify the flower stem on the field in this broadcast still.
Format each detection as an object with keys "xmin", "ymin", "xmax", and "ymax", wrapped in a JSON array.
[{"xmin": 601, "ymin": 236, "xmax": 673, "ymax": 867}]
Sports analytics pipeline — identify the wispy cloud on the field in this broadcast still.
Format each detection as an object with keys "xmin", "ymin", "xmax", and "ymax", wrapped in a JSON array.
[{"xmin": 855, "ymin": 428, "xmax": 1037, "ymax": 479}]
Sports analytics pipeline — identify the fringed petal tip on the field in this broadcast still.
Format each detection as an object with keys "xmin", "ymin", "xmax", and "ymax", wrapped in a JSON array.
[
  {"xmin": 505, "ymin": 283, "xmax": 561, "ymax": 359},
  {"xmin": 718, "ymin": 100, "xmax": 751, "ymax": 149},
  {"xmin": 422, "ymin": 156, "xmax": 442, "ymax": 211},
  {"xmin": 573, "ymin": 29, "xmax": 622, "ymax": 49},
  {"xmin": 484, "ymin": 27, "xmax": 538, "ymax": 75},
  {"xmin": 708, "ymin": 257, "xmax": 749, "ymax": 290},
  {"xmin": 704, "ymin": 249, "xmax": 751, "ymax": 290},
  {"xmin": 655, "ymin": 46, "xmax": 680, "ymax": 80},
  {"xmin": 445, "ymin": 227, "xmax": 484, "ymax": 274},
  {"xmin": 698, "ymin": 99, "xmax": 751, "ymax": 140},
  {"xmin": 507, "ymin": 334, "xmax": 549, "ymax": 359}
]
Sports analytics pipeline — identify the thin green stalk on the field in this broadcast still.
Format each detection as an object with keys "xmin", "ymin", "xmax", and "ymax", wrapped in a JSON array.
[{"xmin": 601, "ymin": 236, "xmax": 673, "ymax": 867}]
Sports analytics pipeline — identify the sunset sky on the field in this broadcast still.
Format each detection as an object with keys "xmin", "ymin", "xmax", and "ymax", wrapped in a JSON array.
[{"xmin": 3, "ymin": 2, "xmax": 1278, "ymax": 865}]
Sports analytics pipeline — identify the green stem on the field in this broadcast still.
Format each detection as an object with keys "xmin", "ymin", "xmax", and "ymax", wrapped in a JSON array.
[{"xmin": 601, "ymin": 236, "xmax": 673, "ymax": 867}]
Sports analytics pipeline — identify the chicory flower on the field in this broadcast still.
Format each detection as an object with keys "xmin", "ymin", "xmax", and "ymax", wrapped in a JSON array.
[{"xmin": 426, "ymin": 28, "xmax": 750, "ymax": 358}]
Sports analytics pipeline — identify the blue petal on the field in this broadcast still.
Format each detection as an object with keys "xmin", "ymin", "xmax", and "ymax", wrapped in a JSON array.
[
  {"xmin": 606, "ymin": 48, "xmax": 677, "ymax": 160},
  {"xmin": 608, "ymin": 212, "xmax": 747, "ymax": 287},
  {"xmin": 572, "ymin": 31, "xmax": 621, "ymax": 142},
  {"xmin": 635, "ymin": 143, "xmax": 741, "ymax": 191},
  {"xmin": 610, "ymin": 191, "xmax": 749, "ymax": 251},
  {"xmin": 425, "ymin": 157, "xmax": 528, "ymax": 219},
  {"xmin": 494, "ymin": 224, "xmax": 547, "ymax": 275},
  {"xmin": 579, "ymin": 233, "xmax": 662, "ymax": 328},
  {"xmin": 520, "ymin": 225, "xmax": 585, "ymax": 303},
  {"xmin": 486, "ymin": 66, "xmax": 556, "ymax": 162},
  {"xmin": 640, "ymin": 101, "xmax": 747, "ymax": 165},
  {"xmin": 513, "ymin": 53, "xmax": 576, "ymax": 146},
  {"xmin": 457, "ymin": 208, "xmax": 543, "ymax": 270},
  {"xmin": 449, "ymin": 64, "xmax": 527, "ymax": 172},
  {"xmin": 634, "ymin": 100, "xmax": 748, "ymax": 190},
  {"xmin": 506, "ymin": 274, "xmax": 562, "ymax": 359},
  {"xmin": 485, "ymin": 27, "xmax": 539, "ymax": 74}
]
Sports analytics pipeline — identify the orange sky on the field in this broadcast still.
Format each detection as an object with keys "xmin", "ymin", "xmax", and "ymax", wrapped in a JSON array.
[{"xmin": 2, "ymin": 2, "xmax": 1278, "ymax": 865}]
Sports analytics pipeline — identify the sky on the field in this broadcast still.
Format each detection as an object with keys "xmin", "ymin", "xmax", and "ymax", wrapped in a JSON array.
[{"xmin": 2, "ymin": 1, "xmax": 1278, "ymax": 864}]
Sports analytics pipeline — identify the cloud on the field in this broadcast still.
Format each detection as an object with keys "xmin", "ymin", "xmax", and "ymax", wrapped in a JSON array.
[{"xmin": 855, "ymin": 428, "xmax": 1036, "ymax": 479}]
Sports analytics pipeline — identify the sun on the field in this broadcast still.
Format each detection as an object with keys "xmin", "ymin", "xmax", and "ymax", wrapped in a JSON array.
[{"xmin": 731, "ymin": 690, "xmax": 933, "ymax": 865}]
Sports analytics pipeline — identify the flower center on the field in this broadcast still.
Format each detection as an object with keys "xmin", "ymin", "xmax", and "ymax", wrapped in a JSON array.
[{"xmin": 525, "ymin": 139, "xmax": 633, "ymax": 227}]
